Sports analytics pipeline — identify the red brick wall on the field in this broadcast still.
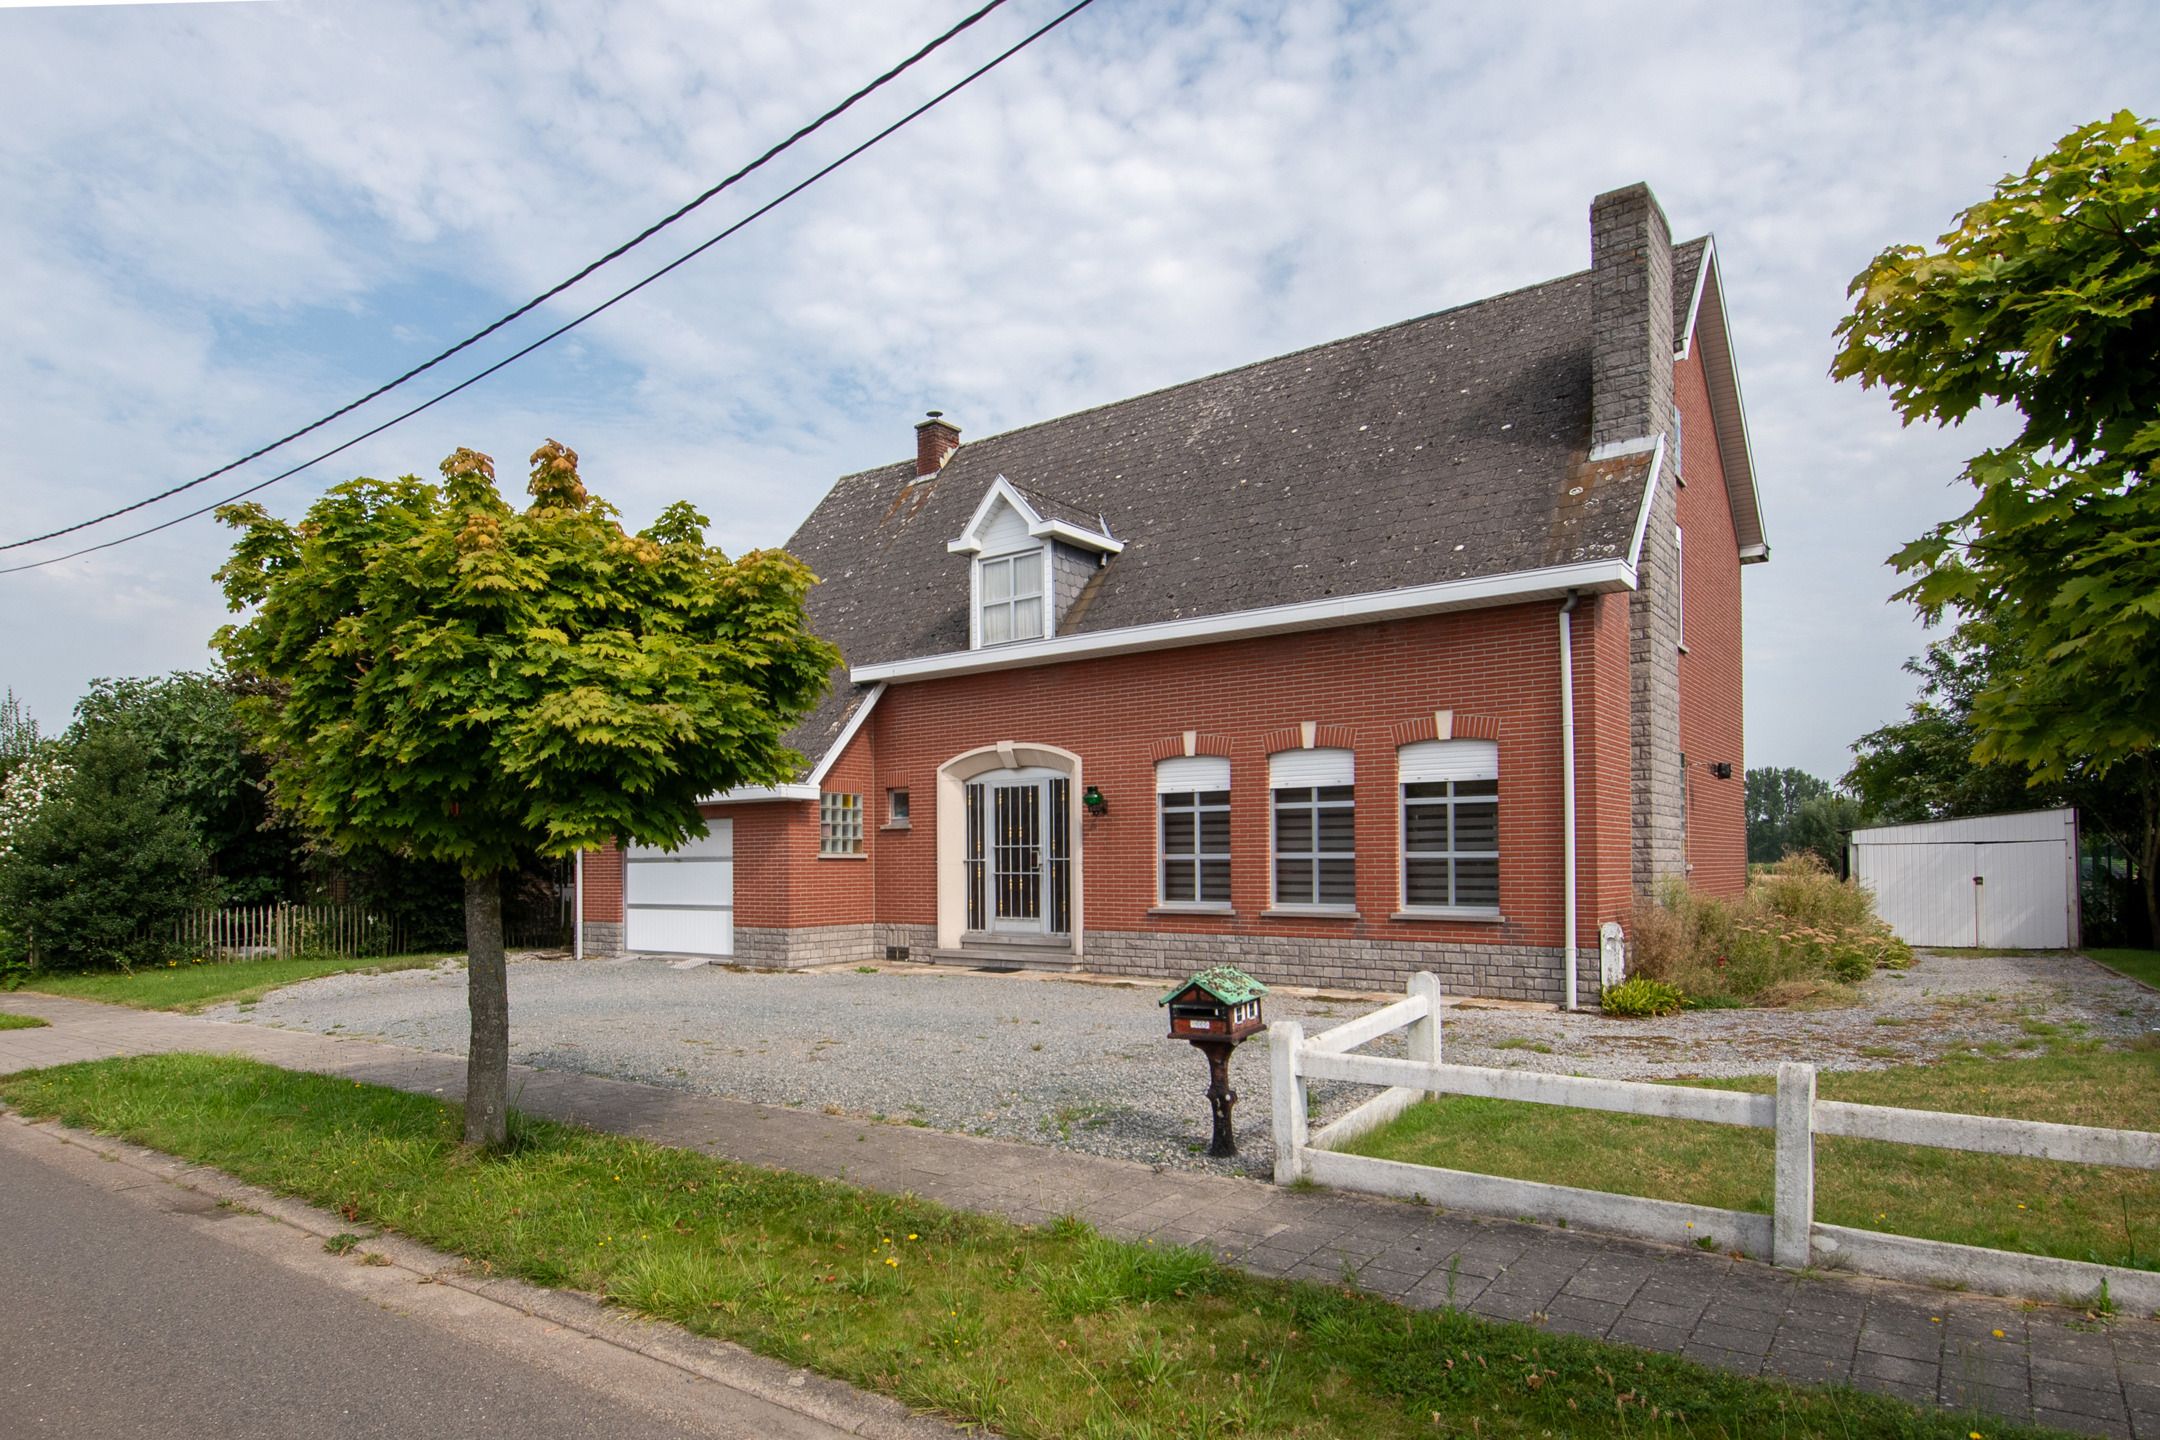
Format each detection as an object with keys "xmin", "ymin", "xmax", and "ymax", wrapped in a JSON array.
[
  {"xmin": 859, "ymin": 599, "xmax": 1635, "ymax": 953},
  {"xmin": 585, "ymin": 843, "xmax": 624, "ymax": 923},
  {"xmin": 1674, "ymin": 346, "xmax": 1747, "ymax": 897}
]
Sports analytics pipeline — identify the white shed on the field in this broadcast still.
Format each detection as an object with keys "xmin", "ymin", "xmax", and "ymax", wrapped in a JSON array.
[{"xmin": 1848, "ymin": 808, "xmax": 2080, "ymax": 950}]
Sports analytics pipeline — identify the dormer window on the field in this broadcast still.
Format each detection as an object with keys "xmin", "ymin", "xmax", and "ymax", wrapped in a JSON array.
[
  {"xmin": 948, "ymin": 474, "xmax": 1124, "ymax": 651},
  {"xmin": 979, "ymin": 547, "xmax": 1046, "ymax": 645}
]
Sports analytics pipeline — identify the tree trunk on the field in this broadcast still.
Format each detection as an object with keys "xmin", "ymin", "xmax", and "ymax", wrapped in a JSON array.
[
  {"xmin": 463, "ymin": 869, "xmax": 509, "ymax": 1149},
  {"xmin": 2140, "ymin": 766, "xmax": 2159, "ymax": 951}
]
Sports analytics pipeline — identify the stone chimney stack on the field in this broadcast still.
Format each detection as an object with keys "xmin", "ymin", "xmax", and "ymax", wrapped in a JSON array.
[
  {"xmin": 914, "ymin": 410, "xmax": 961, "ymax": 476},
  {"xmin": 1589, "ymin": 184, "xmax": 1675, "ymax": 452}
]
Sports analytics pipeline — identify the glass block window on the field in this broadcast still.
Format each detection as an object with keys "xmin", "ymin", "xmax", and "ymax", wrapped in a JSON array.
[
  {"xmin": 818, "ymin": 792, "xmax": 863, "ymax": 856},
  {"xmin": 978, "ymin": 550, "xmax": 1045, "ymax": 645},
  {"xmin": 1157, "ymin": 755, "xmax": 1230, "ymax": 904},
  {"xmin": 1269, "ymin": 748, "xmax": 1354, "ymax": 908},
  {"xmin": 1398, "ymin": 740, "xmax": 1499, "ymax": 911}
]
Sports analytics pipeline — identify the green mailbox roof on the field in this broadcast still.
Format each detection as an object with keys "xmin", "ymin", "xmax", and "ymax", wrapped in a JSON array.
[{"xmin": 1158, "ymin": 965, "xmax": 1269, "ymax": 1007}]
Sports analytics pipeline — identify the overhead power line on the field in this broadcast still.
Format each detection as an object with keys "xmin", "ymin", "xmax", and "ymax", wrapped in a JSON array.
[
  {"xmin": 0, "ymin": 0, "xmax": 1015, "ymax": 555},
  {"xmin": 0, "ymin": 0, "xmax": 1100, "ymax": 578}
]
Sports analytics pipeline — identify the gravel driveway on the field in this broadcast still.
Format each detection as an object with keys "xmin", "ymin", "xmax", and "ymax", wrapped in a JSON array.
[{"xmin": 210, "ymin": 950, "xmax": 2159, "ymax": 1179}]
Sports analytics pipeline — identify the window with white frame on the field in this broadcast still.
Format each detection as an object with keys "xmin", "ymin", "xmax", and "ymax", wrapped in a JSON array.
[
  {"xmin": 977, "ymin": 549, "xmax": 1045, "ymax": 645},
  {"xmin": 1399, "ymin": 739, "xmax": 1499, "ymax": 912},
  {"xmin": 1157, "ymin": 756, "xmax": 1230, "ymax": 905},
  {"xmin": 1270, "ymin": 748, "xmax": 1355, "ymax": 908},
  {"xmin": 1675, "ymin": 524, "xmax": 1685, "ymax": 649},
  {"xmin": 886, "ymin": 788, "xmax": 910, "ymax": 828},
  {"xmin": 819, "ymin": 792, "xmax": 863, "ymax": 856}
]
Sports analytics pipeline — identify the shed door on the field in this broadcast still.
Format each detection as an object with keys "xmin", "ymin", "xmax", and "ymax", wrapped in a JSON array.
[
  {"xmin": 624, "ymin": 822, "xmax": 733, "ymax": 957},
  {"xmin": 1975, "ymin": 840, "xmax": 2071, "ymax": 949},
  {"xmin": 1856, "ymin": 840, "xmax": 1977, "ymax": 948}
]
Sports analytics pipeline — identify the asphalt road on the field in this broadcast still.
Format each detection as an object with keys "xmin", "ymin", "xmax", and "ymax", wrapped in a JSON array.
[{"xmin": 0, "ymin": 1134, "xmax": 834, "ymax": 1439}]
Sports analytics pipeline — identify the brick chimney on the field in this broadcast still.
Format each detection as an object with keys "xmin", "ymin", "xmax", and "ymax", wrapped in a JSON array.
[
  {"xmin": 1589, "ymin": 184, "xmax": 1675, "ymax": 452},
  {"xmin": 914, "ymin": 410, "xmax": 960, "ymax": 476}
]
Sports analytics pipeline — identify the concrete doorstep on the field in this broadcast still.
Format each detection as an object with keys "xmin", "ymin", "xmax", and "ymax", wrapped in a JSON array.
[{"xmin": 0, "ymin": 1111, "xmax": 966, "ymax": 1440}]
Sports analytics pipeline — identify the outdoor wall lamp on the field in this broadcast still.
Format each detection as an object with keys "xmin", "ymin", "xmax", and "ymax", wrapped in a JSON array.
[
  {"xmin": 1082, "ymin": 784, "xmax": 1109, "ymax": 817},
  {"xmin": 1708, "ymin": 761, "xmax": 1734, "ymax": 780}
]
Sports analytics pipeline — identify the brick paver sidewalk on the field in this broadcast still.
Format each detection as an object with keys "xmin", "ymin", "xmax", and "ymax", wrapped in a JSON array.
[{"xmin": 3, "ymin": 992, "xmax": 2154, "ymax": 1438}]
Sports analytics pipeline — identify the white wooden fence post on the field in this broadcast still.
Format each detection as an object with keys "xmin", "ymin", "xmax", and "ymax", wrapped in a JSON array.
[
  {"xmin": 1269, "ymin": 1019, "xmax": 1308, "ymax": 1184},
  {"xmin": 1774, "ymin": 1061, "xmax": 1816, "ymax": 1270},
  {"xmin": 1406, "ymin": 971, "xmax": 1442, "ymax": 1070}
]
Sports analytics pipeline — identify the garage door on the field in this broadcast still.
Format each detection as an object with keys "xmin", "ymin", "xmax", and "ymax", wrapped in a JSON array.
[
  {"xmin": 624, "ymin": 821, "xmax": 733, "ymax": 957},
  {"xmin": 1856, "ymin": 840, "xmax": 1977, "ymax": 947}
]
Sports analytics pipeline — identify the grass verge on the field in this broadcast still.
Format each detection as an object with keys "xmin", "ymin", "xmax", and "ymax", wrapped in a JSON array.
[
  {"xmin": 1344, "ymin": 1044, "xmax": 2160, "ymax": 1269},
  {"xmin": 0, "ymin": 1011, "xmax": 50, "ymax": 1030},
  {"xmin": 2085, "ymin": 948, "xmax": 2160, "ymax": 991},
  {"xmin": 15, "ymin": 954, "xmax": 453, "ymax": 1013},
  {"xmin": 0, "ymin": 1053, "xmax": 2065, "ymax": 1440}
]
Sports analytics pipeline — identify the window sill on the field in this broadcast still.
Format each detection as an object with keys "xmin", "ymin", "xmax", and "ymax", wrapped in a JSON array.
[
  {"xmin": 816, "ymin": 851, "xmax": 869, "ymax": 861},
  {"xmin": 1149, "ymin": 903, "xmax": 1234, "ymax": 917},
  {"xmin": 1392, "ymin": 907, "xmax": 1504, "ymax": 924},
  {"xmin": 879, "ymin": 821, "xmax": 912, "ymax": 832},
  {"xmin": 1262, "ymin": 905, "xmax": 1359, "ymax": 921}
]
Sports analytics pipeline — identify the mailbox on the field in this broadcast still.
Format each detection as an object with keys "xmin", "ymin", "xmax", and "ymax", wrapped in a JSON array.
[
  {"xmin": 1160, "ymin": 965, "xmax": 1268, "ymax": 1041},
  {"xmin": 1159, "ymin": 965, "xmax": 1269, "ymax": 1157}
]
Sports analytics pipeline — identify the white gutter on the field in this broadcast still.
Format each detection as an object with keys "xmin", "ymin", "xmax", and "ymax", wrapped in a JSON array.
[
  {"xmin": 572, "ymin": 849, "xmax": 584, "ymax": 960},
  {"xmin": 853, "ymin": 557, "xmax": 1636, "ymax": 685},
  {"xmin": 1558, "ymin": 591, "xmax": 1579, "ymax": 1011}
]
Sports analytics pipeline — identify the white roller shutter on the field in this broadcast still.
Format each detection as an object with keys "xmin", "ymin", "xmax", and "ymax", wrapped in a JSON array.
[
  {"xmin": 1156, "ymin": 755, "xmax": 1230, "ymax": 792},
  {"xmin": 1268, "ymin": 748, "xmax": 1353, "ymax": 789},
  {"xmin": 1398, "ymin": 739, "xmax": 1499, "ymax": 784},
  {"xmin": 625, "ymin": 819, "xmax": 734, "ymax": 957}
]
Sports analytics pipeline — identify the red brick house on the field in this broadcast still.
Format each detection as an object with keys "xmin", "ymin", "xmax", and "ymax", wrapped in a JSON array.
[{"xmin": 577, "ymin": 183, "xmax": 1766, "ymax": 1005}]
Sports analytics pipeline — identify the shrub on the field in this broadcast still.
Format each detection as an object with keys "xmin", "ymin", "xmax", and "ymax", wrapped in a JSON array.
[
  {"xmin": 1602, "ymin": 977, "xmax": 1685, "ymax": 1017},
  {"xmin": 0, "ymin": 733, "xmax": 216, "ymax": 971},
  {"xmin": 1620, "ymin": 855, "xmax": 1910, "ymax": 1008}
]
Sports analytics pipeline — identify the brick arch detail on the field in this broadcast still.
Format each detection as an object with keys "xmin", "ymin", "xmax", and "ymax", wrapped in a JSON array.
[
  {"xmin": 1389, "ymin": 712, "xmax": 1503, "ymax": 747},
  {"xmin": 1260, "ymin": 723, "xmax": 1355, "ymax": 756},
  {"xmin": 1145, "ymin": 732, "xmax": 1235, "ymax": 762}
]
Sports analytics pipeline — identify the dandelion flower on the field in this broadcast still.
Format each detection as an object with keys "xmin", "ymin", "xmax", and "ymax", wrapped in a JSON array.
[
  {"xmin": 885, "ymin": 1257, "xmax": 899, "ymax": 1267},
  {"xmin": 1991, "ymin": 1329, "xmax": 2005, "ymax": 1339},
  {"xmin": 907, "ymin": 1233, "xmax": 919, "ymax": 1241}
]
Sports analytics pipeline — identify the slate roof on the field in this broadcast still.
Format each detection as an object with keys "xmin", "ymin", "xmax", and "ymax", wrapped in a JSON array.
[{"xmin": 774, "ymin": 253, "xmax": 1705, "ymax": 772}]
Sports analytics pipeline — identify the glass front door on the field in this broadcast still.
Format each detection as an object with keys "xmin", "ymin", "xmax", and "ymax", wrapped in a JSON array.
[{"xmin": 966, "ymin": 771, "xmax": 1072, "ymax": 938}]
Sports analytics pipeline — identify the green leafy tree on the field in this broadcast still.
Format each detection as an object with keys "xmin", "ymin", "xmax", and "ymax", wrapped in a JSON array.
[
  {"xmin": 1788, "ymin": 793, "xmax": 1864, "ymax": 878},
  {"xmin": 65, "ymin": 671, "xmax": 297, "ymax": 903},
  {"xmin": 214, "ymin": 442, "xmax": 839, "ymax": 1146},
  {"xmin": 1832, "ymin": 109, "xmax": 2160, "ymax": 935},
  {"xmin": 0, "ymin": 732, "xmax": 217, "ymax": 971},
  {"xmin": 1744, "ymin": 766, "xmax": 1831, "ymax": 864},
  {"xmin": 1845, "ymin": 628, "xmax": 2040, "ymax": 824}
]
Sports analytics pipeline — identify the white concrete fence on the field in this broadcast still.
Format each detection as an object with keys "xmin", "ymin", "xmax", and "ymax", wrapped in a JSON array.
[{"xmin": 1268, "ymin": 973, "xmax": 2160, "ymax": 1311}]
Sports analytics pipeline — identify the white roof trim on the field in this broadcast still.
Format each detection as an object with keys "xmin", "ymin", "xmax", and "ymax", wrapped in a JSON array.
[
  {"xmin": 1624, "ymin": 434, "xmax": 1669, "ymax": 572},
  {"xmin": 1672, "ymin": 235, "xmax": 1713, "ymax": 362},
  {"xmin": 805, "ymin": 683, "xmax": 884, "ymax": 786},
  {"xmin": 946, "ymin": 474, "xmax": 1121, "ymax": 555},
  {"xmin": 852, "ymin": 557, "xmax": 1637, "ymax": 685},
  {"xmin": 699, "ymin": 783, "xmax": 818, "ymax": 803}
]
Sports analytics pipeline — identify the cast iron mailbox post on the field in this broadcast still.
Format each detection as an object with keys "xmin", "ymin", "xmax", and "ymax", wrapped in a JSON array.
[{"xmin": 1159, "ymin": 965, "xmax": 1268, "ymax": 1158}]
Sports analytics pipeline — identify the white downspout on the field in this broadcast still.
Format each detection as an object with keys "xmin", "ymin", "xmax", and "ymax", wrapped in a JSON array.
[
  {"xmin": 1559, "ymin": 592, "xmax": 1580, "ymax": 1011},
  {"xmin": 572, "ymin": 850, "xmax": 585, "ymax": 960}
]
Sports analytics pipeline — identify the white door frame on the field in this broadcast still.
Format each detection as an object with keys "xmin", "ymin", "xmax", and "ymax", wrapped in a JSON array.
[{"xmin": 936, "ymin": 742, "xmax": 1083, "ymax": 954}]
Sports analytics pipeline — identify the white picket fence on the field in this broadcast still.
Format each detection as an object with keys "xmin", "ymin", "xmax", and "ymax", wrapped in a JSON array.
[
  {"xmin": 1268, "ymin": 973, "xmax": 2160, "ymax": 1311},
  {"xmin": 174, "ymin": 904, "xmax": 419, "ymax": 962}
]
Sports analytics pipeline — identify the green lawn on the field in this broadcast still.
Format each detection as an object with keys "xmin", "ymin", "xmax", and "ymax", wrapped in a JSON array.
[
  {"xmin": 1343, "ymin": 1044, "xmax": 2160, "ymax": 1269},
  {"xmin": 0, "ymin": 1012, "xmax": 50, "ymax": 1030},
  {"xmin": 0, "ymin": 1054, "xmax": 2069, "ymax": 1440},
  {"xmin": 17, "ymin": 954, "xmax": 453, "ymax": 1013},
  {"xmin": 2085, "ymin": 948, "xmax": 2160, "ymax": 990}
]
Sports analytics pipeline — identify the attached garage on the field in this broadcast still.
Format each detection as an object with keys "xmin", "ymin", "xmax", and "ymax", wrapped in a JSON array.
[
  {"xmin": 1848, "ymin": 808, "xmax": 2079, "ymax": 950},
  {"xmin": 624, "ymin": 821, "xmax": 734, "ymax": 957}
]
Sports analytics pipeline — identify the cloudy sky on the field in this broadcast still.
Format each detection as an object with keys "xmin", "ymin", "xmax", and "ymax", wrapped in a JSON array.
[{"xmin": 0, "ymin": 0, "xmax": 2151, "ymax": 780}]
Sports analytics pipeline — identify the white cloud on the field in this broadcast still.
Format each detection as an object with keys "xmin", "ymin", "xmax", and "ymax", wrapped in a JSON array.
[{"xmin": 0, "ymin": 0, "xmax": 2154, "ymax": 782}]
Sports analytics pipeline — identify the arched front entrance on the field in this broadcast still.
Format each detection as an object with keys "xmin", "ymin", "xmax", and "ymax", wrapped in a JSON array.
[{"xmin": 935, "ymin": 742, "xmax": 1084, "ymax": 954}]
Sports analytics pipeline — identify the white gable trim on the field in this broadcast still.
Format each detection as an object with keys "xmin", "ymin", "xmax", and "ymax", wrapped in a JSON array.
[
  {"xmin": 806, "ymin": 683, "xmax": 884, "ymax": 786},
  {"xmin": 1672, "ymin": 235, "xmax": 1714, "ymax": 362},
  {"xmin": 851, "ymin": 556, "xmax": 1637, "ymax": 685},
  {"xmin": 699, "ymin": 783, "xmax": 818, "ymax": 803},
  {"xmin": 947, "ymin": 474, "xmax": 1123, "ymax": 556},
  {"xmin": 1625, "ymin": 434, "xmax": 1669, "ymax": 573}
]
